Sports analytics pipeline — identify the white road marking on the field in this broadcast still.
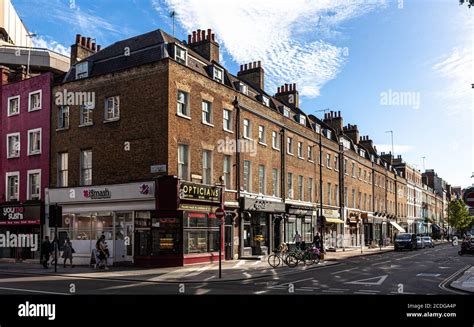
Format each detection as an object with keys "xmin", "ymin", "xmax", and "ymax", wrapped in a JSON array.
[
  {"xmin": 390, "ymin": 291, "xmax": 416, "ymax": 295},
  {"xmin": 322, "ymin": 289, "xmax": 345, "ymax": 293},
  {"xmin": 296, "ymin": 288, "xmax": 313, "ymax": 292},
  {"xmin": 254, "ymin": 290, "xmax": 268, "ymax": 294},
  {"xmin": 253, "ymin": 261, "xmax": 261, "ymax": 265},
  {"xmin": 354, "ymin": 291, "xmax": 378, "ymax": 295},
  {"xmin": 356, "ymin": 289, "xmax": 380, "ymax": 293},
  {"xmin": 416, "ymin": 273, "xmax": 441, "ymax": 277},
  {"xmin": 279, "ymin": 277, "xmax": 313, "ymax": 286},
  {"xmin": 195, "ymin": 288, "xmax": 210, "ymax": 295},
  {"xmin": 372, "ymin": 260, "xmax": 392, "ymax": 266},
  {"xmin": 331, "ymin": 267, "xmax": 358, "ymax": 275},
  {"xmin": 346, "ymin": 275, "xmax": 388, "ymax": 285},
  {"xmin": 100, "ymin": 282, "xmax": 151, "ymax": 291},
  {"xmin": 0, "ymin": 286, "xmax": 69, "ymax": 295}
]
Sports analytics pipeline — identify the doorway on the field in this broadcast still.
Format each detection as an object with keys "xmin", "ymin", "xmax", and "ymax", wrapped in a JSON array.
[
  {"xmin": 115, "ymin": 212, "xmax": 134, "ymax": 263},
  {"xmin": 224, "ymin": 225, "xmax": 233, "ymax": 260}
]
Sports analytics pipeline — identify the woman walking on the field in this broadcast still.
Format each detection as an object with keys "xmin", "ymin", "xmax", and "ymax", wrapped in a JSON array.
[{"xmin": 62, "ymin": 238, "xmax": 74, "ymax": 268}]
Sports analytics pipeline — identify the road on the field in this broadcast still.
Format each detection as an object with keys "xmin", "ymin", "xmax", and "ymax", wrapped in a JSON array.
[{"xmin": 0, "ymin": 244, "xmax": 472, "ymax": 295}]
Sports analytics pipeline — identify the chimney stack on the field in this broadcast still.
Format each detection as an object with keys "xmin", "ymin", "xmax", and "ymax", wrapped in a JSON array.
[
  {"xmin": 187, "ymin": 28, "xmax": 220, "ymax": 63},
  {"xmin": 323, "ymin": 110, "xmax": 343, "ymax": 134},
  {"xmin": 343, "ymin": 124, "xmax": 359, "ymax": 144},
  {"xmin": 275, "ymin": 82, "xmax": 299, "ymax": 108},
  {"xmin": 359, "ymin": 135, "xmax": 374, "ymax": 152},
  {"xmin": 238, "ymin": 60, "xmax": 265, "ymax": 90},
  {"xmin": 71, "ymin": 34, "xmax": 100, "ymax": 65}
]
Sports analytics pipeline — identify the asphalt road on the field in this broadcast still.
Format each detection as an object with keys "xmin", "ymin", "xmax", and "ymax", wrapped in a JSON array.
[{"xmin": 0, "ymin": 244, "xmax": 472, "ymax": 295}]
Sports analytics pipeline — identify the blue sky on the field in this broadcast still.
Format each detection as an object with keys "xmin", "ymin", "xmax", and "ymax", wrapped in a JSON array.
[{"xmin": 13, "ymin": 0, "xmax": 473, "ymax": 187}]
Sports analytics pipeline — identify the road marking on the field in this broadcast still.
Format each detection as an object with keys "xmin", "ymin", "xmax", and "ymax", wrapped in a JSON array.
[
  {"xmin": 328, "ymin": 288, "xmax": 350, "ymax": 291},
  {"xmin": 390, "ymin": 291, "xmax": 416, "ymax": 295},
  {"xmin": 331, "ymin": 267, "xmax": 358, "ymax": 275},
  {"xmin": 100, "ymin": 282, "xmax": 152, "ymax": 291},
  {"xmin": 243, "ymin": 272, "xmax": 252, "ymax": 278},
  {"xmin": 322, "ymin": 289, "xmax": 345, "ymax": 293},
  {"xmin": 356, "ymin": 289, "xmax": 380, "ymax": 293},
  {"xmin": 0, "ymin": 286, "xmax": 69, "ymax": 295},
  {"xmin": 354, "ymin": 291, "xmax": 378, "ymax": 295},
  {"xmin": 396, "ymin": 254, "xmax": 421, "ymax": 261},
  {"xmin": 254, "ymin": 290, "xmax": 268, "ymax": 294},
  {"xmin": 372, "ymin": 260, "xmax": 392, "ymax": 266},
  {"xmin": 234, "ymin": 261, "xmax": 246, "ymax": 268},
  {"xmin": 416, "ymin": 273, "xmax": 441, "ymax": 277},
  {"xmin": 279, "ymin": 277, "xmax": 313, "ymax": 286},
  {"xmin": 195, "ymin": 288, "xmax": 210, "ymax": 295},
  {"xmin": 252, "ymin": 261, "xmax": 261, "ymax": 266},
  {"xmin": 439, "ymin": 265, "xmax": 471, "ymax": 294},
  {"xmin": 296, "ymin": 288, "xmax": 313, "ymax": 292},
  {"xmin": 346, "ymin": 275, "xmax": 388, "ymax": 285},
  {"xmin": 300, "ymin": 287, "xmax": 315, "ymax": 289}
]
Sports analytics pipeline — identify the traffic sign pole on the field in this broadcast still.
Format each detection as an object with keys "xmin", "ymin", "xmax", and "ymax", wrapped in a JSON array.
[{"xmin": 215, "ymin": 207, "xmax": 225, "ymax": 279}]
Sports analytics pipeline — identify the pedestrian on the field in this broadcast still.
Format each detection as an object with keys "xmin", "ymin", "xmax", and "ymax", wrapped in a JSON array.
[
  {"xmin": 313, "ymin": 232, "xmax": 322, "ymax": 251},
  {"xmin": 62, "ymin": 237, "xmax": 74, "ymax": 268},
  {"xmin": 40, "ymin": 236, "xmax": 51, "ymax": 269},
  {"xmin": 293, "ymin": 231, "xmax": 302, "ymax": 250},
  {"xmin": 95, "ymin": 235, "xmax": 109, "ymax": 270}
]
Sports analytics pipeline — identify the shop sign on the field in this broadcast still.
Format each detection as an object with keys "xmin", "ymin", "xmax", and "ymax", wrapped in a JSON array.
[
  {"xmin": 323, "ymin": 209, "xmax": 339, "ymax": 218},
  {"xmin": 179, "ymin": 182, "xmax": 221, "ymax": 203},
  {"xmin": 178, "ymin": 204, "xmax": 212, "ymax": 212},
  {"xmin": 243, "ymin": 198, "xmax": 285, "ymax": 213},
  {"xmin": 83, "ymin": 188, "xmax": 111, "ymax": 200},
  {"xmin": 150, "ymin": 164, "xmax": 167, "ymax": 173},
  {"xmin": 0, "ymin": 204, "xmax": 41, "ymax": 225}
]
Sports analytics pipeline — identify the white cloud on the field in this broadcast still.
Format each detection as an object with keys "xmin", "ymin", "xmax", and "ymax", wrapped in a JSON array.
[
  {"xmin": 157, "ymin": 0, "xmax": 385, "ymax": 98},
  {"xmin": 33, "ymin": 36, "xmax": 70, "ymax": 56},
  {"xmin": 375, "ymin": 144, "xmax": 414, "ymax": 154}
]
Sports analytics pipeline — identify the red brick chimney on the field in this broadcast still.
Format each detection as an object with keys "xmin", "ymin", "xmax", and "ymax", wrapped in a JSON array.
[
  {"xmin": 237, "ymin": 61, "xmax": 264, "ymax": 90},
  {"xmin": 70, "ymin": 34, "xmax": 101, "ymax": 65},
  {"xmin": 275, "ymin": 83, "xmax": 299, "ymax": 108},
  {"xmin": 343, "ymin": 124, "xmax": 360, "ymax": 144},
  {"xmin": 323, "ymin": 111, "xmax": 343, "ymax": 134},
  {"xmin": 187, "ymin": 28, "xmax": 220, "ymax": 63}
]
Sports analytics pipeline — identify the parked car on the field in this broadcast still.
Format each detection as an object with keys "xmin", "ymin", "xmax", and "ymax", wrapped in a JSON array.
[
  {"xmin": 422, "ymin": 236, "xmax": 434, "ymax": 248},
  {"xmin": 394, "ymin": 233, "xmax": 417, "ymax": 251},
  {"xmin": 416, "ymin": 236, "xmax": 426, "ymax": 249}
]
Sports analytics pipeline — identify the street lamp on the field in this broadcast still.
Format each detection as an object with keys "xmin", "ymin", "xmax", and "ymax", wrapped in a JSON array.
[
  {"xmin": 26, "ymin": 33, "xmax": 38, "ymax": 78},
  {"xmin": 385, "ymin": 130, "xmax": 394, "ymax": 156}
]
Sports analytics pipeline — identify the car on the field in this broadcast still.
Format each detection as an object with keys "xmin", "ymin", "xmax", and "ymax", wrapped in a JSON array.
[
  {"xmin": 422, "ymin": 236, "xmax": 434, "ymax": 248},
  {"xmin": 416, "ymin": 236, "xmax": 426, "ymax": 249},
  {"xmin": 394, "ymin": 233, "xmax": 417, "ymax": 251}
]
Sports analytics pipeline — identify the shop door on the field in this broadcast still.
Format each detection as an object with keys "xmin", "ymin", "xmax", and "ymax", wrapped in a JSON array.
[
  {"xmin": 224, "ymin": 225, "xmax": 233, "ymax": 260},
  {"xmin": 273, "ymin": 218, "xmax": 281, "ymax": 251},
  {"xmin": 115, "ymin": 212, "xmax": 134, "ymax": 263}
]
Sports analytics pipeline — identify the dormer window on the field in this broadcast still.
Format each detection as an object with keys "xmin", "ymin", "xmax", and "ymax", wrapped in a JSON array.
[
  {"xmin": 298, "ymin": 114, "xmax": 306, "ymax": 125},
  {"xmin": 371, "ymin": 154, "xmax": 375, "ymax": 162},
  {"xmin": 341, "ymin": 138, "xmax": 350, "ymax": 149},
  {"xmin": 315, "ymin": 124, "xmax": 321, "ymax": 133},
  {"xmin": 239, "ymin": 83, "xmax": 248, "ymax": 95},
  {"xmin": 75, "ymin": 62, "xmax": 89, "ymax": 79},
  {"xmin": 325, "ymin": 129, "xmax": 332, "ymax": 140},
  {"xmin": 262, "ymin": 96, "xmax": 270, "ymax": 107},
  {"xmin": 213, "ymin": 66, "xmax": 224, "ymax": 83},
  {"xmin": 282, "ymin": 106, "xmax": 290, "ymax": 118},
  {"xmin": 360, "ymin": 149, "xmax": 366, "ymax": 157},
  {"xmin": 174, "ymin": 45, "xmax": 187, "ymax": 64}
]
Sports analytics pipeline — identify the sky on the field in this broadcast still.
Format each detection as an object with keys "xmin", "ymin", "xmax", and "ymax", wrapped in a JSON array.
[{"xmin": 12, "ymin": 0, "xmax": 474, "ymax": 188}]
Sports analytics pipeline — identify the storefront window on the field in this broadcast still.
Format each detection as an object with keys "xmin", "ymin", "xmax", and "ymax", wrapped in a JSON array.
[
  {"xmin": 184, "ymin": 230, "xmax": 219, "ymax": 254},
  {"xmin": 154, "ymin": 217, "xmax": 181, "ymax": 255}
]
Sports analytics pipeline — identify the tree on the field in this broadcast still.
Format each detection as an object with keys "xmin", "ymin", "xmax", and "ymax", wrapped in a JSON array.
[
  {"xmin": 448, "ymin": 199, "xmax": 474, "ymax": 235},
  {"xmin": 460, "ymin": 0, "xmax": 474, "ymax": 8}
]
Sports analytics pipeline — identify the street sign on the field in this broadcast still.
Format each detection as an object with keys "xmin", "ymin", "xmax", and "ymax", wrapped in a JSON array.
[
  {"xmin": 215, "ymin": 207, "xmax": 225, "ymax": 219},
  {"xmin": 463, "ymin": 187, "xmax": 474, "ymax": 207}
]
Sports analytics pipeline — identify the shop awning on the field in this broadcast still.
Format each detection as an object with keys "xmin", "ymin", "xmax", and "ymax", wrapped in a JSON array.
[
  {"xmin": 326, "ymin": 218, "xmax": 344, "ymax": 224},
  {"xmin": 389, "ymin": 221, "xmax": 406, "ymax": 233}
]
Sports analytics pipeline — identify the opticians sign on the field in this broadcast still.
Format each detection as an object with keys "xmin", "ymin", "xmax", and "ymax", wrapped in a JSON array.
[{"xmin": 179, "ymin": 182, "xmax": 221, "ymax": 203}]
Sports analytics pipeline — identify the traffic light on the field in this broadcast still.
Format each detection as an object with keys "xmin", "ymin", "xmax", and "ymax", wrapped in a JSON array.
[{"xmin": 48, "ymin": 204, "xmax": 63, "ymax": 228}]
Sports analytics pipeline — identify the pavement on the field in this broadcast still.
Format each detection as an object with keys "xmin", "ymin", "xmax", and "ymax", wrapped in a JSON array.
[{"xmin": 0, "ymin": 245, "xmax": 396, "ymax": 283}]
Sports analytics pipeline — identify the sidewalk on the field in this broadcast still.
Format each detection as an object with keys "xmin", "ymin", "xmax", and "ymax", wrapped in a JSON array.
[
  {"xmin": 450, "ymin": 266, "xmax": 474, "ymax": 293},
  {"xmin": 0, "ymin": 245, "xmax": 395, "ymax": 283}
]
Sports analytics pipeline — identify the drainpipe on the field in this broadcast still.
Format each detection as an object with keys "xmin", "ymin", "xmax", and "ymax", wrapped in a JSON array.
[
  {"xmin": 233, "ymin": 96, "xmax": 242, "ymax": 258},
  {"xmin": 280, "ymin": 127, "xmax": 286, "ymax": 242}
]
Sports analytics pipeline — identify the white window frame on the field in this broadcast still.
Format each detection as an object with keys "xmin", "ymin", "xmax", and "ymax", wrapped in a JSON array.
[
  {"xmin": 75, "ymin": 62, "xmax": 89, "ymax": 79},
  {"xmin": 202, "ymin": 150, "xmax": 213, "ymax": 185},
  {"xmin": 58, "ymin": 152, "xmax": 68, "ymax": 187},
  {"xmin": 27, "ymin": 169, "xmax": 41, "ymax": 200},
  {"xmin": 287, "ymin": 137, "xmax": 293, "ymax": 155},
  {"xmin": 80, "ymin": 103, "xmax": 94, "ymax": 126},
  {"xmin": 239, "ymin": 83, "xmax": 248, "ymax": 95},
  {"xmin": 243, "ymin": 160, "xmax": 252, "ymax": 192},
  {"xmin": 283, "ymin": 106, "xmax": 290, "ymax": 118},
  {"xmin": 201, "ymin": 100, "xmax": 213, "ymax": 126},
  {"xmin": 326, "ymin": 153, "xmax": 331, "ymax": 168},
  {"xmin": 299, "ymin": 115, "xmax": 306, "ymax": 125},
  {"xmin": 27, "ymin": 128, "xmax": 42, "ymax": 156},
  {"xmin": 297, "ymin": 142, "xmax": 303, "ymax": 159},
  {"xmin": 258, "ymin": 125, "xmax": 266, "ymax": 145},
  {"xmin": 104, "ymin": 96, "xmax": 120, "ymax": 122},
  {"xmin": 80, "ymin": 150, "xmax": 93, "ymax": 186},
  {"xmin": 298, "ymin": 175, "xmax": 304, "ymax": 201},
  {"xmin": 58, "ymin": 106, "xmax": 70, "ymax": 129},
  {"xmin": 223, "ymin": 109, "xmax": 233, "ymax": 132},
  {"xmin": 178, "ymin": 144, "xmax": 190, "ymax": 181},
  {"xmin": 258, "ymin": 165, "xmax": 266, "ymax": 194},
  {"xmin": 272, "ymin": 131, "xmax": 280, "ymax": 150},
  {"xmin": 174, "ymin": 45, "xmax": 187, "ymax": 65},
  {"xmin": 243, "ymin": 119, "xmax": 251, "ymax": 139},
  {"xmin": 177, "ymin": 90, "xmax": 190, "ymax": 118},
  {"xmin": 6, "ymin": 132, "xmax": 20, "ymax": 158},
  {"xmin": 7, "ymin": 95, "xmax": 20, "ymax": 116},
  {"xmin": 6, "ymin": 171, "xmax": 19, "ymax": 201},
  {"xmin": 28, "ymin": 90, "xmax": 42, "ymax": 112},
  {"xmin": 309, "ymin": 177, "xmax": 314, "ymax": 202},
  {"xmin": 262, "ymin": 96, "xmax": 270, "ymax": 107},
  {"xmin": 272, "ymin": 168, "xmax": 279, "ymax": 197},
  {"xmin": 287, "ymin": 172, "xmax": 293, "ymax": 199},
  {"xmin": 223, "ymin": 155, "xmax": 232, "ymax": 189},
  {"xmin": 213, "ymin": 66, "xmax": 224, "ymax": 83},
  {"xmin": 308, "ymin": 146, "xmax": 313, "ymax": 162}
]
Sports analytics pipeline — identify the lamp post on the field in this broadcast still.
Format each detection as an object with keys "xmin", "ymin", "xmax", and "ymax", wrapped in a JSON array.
[
  {"xmin": 315, "ymin": 109, "xmax": 329, "ymax": 252},
  {"xmin": 385, "ymin": 130, "xmax": 394, "ymax": 156}
]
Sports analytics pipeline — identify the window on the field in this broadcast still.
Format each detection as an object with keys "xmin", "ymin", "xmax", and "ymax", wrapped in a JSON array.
[
  {"xmin": 28, "ymin": 90, "xmax": 42, "ymax": 111},
  {"xmin": 80, "ymin": 104, "xmax": 93, "ymax": 126},
  {"xmin": 298, "ymin": 176, "xmax": 304, "ymax": 201},
  {"xmin": 297, "ymin": 142, "xmax": 303, "ymax": 158},
  {"xmin": 58, "ymin": 152, "xmax": 68, "ymax": 187},
  {"xmin": 326, "ymin": 153, "xmax": 331, "ymax": 168},
  {"xmin": 272, "ymin": 131, "xmax": 280, "ymax": 149},
  {"xmin": 80, "ymin": 150, "xmax": 92, "ymax": 186},
  {"xmin": 243, "ymin": 161, "xmax": 251, "ymax": 192},
  {"xmin": 258, "ymin": 165, "xmax": 266, "ymax": 194},
  {"xmin": 6, "ymin": 172, "xmax": 19, "ymax": 201},
  {"xmin": 368, "ymin": 172, "xmax": 372, "ymax": 184},
  {"xmin": 326, "ymin": 129, "xmax": 332, "ymax": 139},
  {"xmin": 105, "ymin": 96, "xmax": 120, "ymax": 121},
  {"xmin": 344, "ymin": 159, "xmax": 348, "ymax": 174},
  {"xmin": 308, "ymin": 146, "xmax": 313, "ymax": 161},
  {"xmin": 6, "ymin": 133, "xmax": 20, "ymax": 158},
  {"xmin": 364, "ymin": 170, "xmax": 367, "ymax": 182},
  {"xmin": 75, "ymin": 62, "xmax": 88, "ymax": 79},
  {"xmin": 178, "ymin": 145, "xmax": 189, "ymax": 180},
  {"xmin": 58, "ymin": 106, "xmax": 69, "ymax": 129},
  {"xmin": 283, "ymin": 106, "xmax": 290, "ymax": 117},
  {"xmin": 262, "ymin": 96, "xmax": 270, "ymax": 107},
  {"xmin": 223, "ymin": 155, "xmax": 232, "ymax": 189},
  {"xmin": 287, "ymin": 137, "xmax": 293, "ymax": 155},
  {"xmin": 309, "ymin": 178, "xmax": 314, "ymax": 202},
  {"xmin": 202, "ymin": 101, "xmax": 213, "ymax": 124},
  {"xmin": 272, "ymin": 168, "xmax": 279, "ymax": 196},
  {"xmin": 239, "ymin": 83, "xmax": 248, "ymax": 95},
  {"xmin": 352, "ymin": 163, "xmax": 356, "ymax": 177},
  {"xmin": 177, "ymin": 91, "xmax": 190, "ymax": 117},
  {"xmin": 287, "ymin": 172, "xmax": 293, "ymax": 199},
  {"xmin": 243, "ymin": 119, "xmax": 251, "ymax": 139},
  {"xmin": 213, "ymin": 66, "xmax": 224, "ymax": 83},
  {"xmin": 258, "ymin": 125, "xmax": 266, "ymax": 144},
  {"xmin": 364, "ymin": 193, "xmax": 367, "ymax": 210},
  {"xmin": 352, "ymin": 189, "xmax": 356, "ymax": 208},
  {"xmin": 358, "ymin": 167, "xmax": 362, "ymax": 179},
  {"xmin": 358, "ymin": 192, "xmax": 362, "ymax": 209},
  {"xmin": 8, "ymin": 96, "xmax": 20, "ymax": 116},
  {"xmin": 174, "ymin": 45, "xmax": 187, "ymax": 64},
  {"xmin": 202, "ymin": 150, "xmax": 212, "ymax": 184},
  {"xmin": 223, "ymin": 109, "xmax": 232, "ymax": 131},
  {"xmin": 299, "ymin": 115, "xmax": 306, "ymax": 125},
  {"xmin": 28, "ymin": 128, "xmax": 41, "ymax": 155},
  {"xmin": 27, "ymin": 170, "xmax": 41, "ymax": 200},
  {"xmin": 369, "ymin": 195, "xmax": 372, "ymax": 211},
  {"xmin": 335, "ymin": 185, "xmax": 339, "ymax": 206},
  {"xmin": 327, "ymin": 183, "xmax": 332, "ymax": 205},
  {"xmin": 344, "ymin": 187, "xmax": 348, "ymax": 206},
  {"xmin": 334, "ymin": 155, "xmax": 339, "ymax": 171}
]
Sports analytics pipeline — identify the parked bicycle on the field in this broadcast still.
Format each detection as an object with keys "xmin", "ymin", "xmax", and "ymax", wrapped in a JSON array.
[
  {"xmin": 267, "ymin": 243, "xmax": 289, "ymax": 268},
  {"xmin": 285, "ymin": 244, "xmax": 320, "ymax": 267}
]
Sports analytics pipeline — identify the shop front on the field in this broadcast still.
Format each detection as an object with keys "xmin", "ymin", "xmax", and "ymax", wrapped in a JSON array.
[
  {"xmin": 285, "ymin": 204, "xmax": 315, "ymax": 249},
  {"xmin": 0, "ymin": 201, "xmax": 43, "ymax": 260},
  {"xmin": 141, "ymin": 176, "xmax": 223, "ymax": 267},
  {"xmin": 321, "ymin": 208, "xmax": 343, "ymax": 250},
  {"xmin": 346, "ymin": 210, "xmax": 362, "ymax": 247},
  {"xmin": 362, "ymin": 213, "xmax": 374, "ymax": 246},
  {"xmin": 241, "ymin": 197, "xmax": 285, "ymax": 257},
  {"xmin": 46, "ymin": 182, "xmax": 156, "ymax": 266}
]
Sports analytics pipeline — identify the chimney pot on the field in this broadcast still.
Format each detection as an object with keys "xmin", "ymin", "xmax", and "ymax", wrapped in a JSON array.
[
  {"xmin": 285, "ymin": 83, "xmax": 288, "ymax": 92},
  {"xmin": 277, "ymin": 86, "xmax": 281, "ymax": 93},
  {"xmin": 338, "ymin": 110, "xmax": 341, "ymax": 117},
  {"xmin": 81, "ymin": 37, "xmax": 86, "ymax": 46},
  {"xmin": 76, "ymin": 34, "xmax": 81, "ymax": 44},
  {"xmin": 240, "ymin": 64, "xmax": 243, "ymax": 71},
  {"xmin": 188, "ymin": 35, "xmax": 191, "ymax": 44},
  {"xmin": 293, "ymin": 83, "xmax": 296, "ymax": 91},
  {"xmin": 258, "ymin": 60, "xmax": 261, "ymax": 68},
  {"xmin": 192, "ymin": 31, "xmax": 196, "ymax": 43},
  {"xmin": 201, "ymin": 30, "xmax": 205, "ymax": 41},
  {"xmin": 86, "ymin": 37, "xmax": 91, "ymax": 49},
  {"xmin": 91, "ymin": 43, "xmax": 96, "ymax": 51},
  {"xmin": 207, "ymin": 29, "xmax": 212, "ymax": 40},
  {"xmin": 197, "ymin": 29, "xmax": 201, "ymax": 41},
  {"xmin": 244, "ymin": 63, "xmax": 248, "ymax": 70},
  {"xmin": 211, "ymin": 33, "xmax": 215, "ymax": 41},
  {"xmin": 97, "ymin": 45, "xmax": 101, "ymax": 51}
]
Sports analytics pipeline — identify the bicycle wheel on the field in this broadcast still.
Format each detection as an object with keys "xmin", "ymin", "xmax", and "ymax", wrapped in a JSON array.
[
  {"xmin": 313, "ymin": 253, "xmax": 320, "ymax": 264},
  {"xmin": 285, "ymin": 253, "xmax": 299, "ymax": 267},
  {"xmin": 267, "ymin": 254, "xmax": 281, "ymax": 268},
  {"xmin": 303, "ymin": 252, "xmax": 315, "ymax": 266}
]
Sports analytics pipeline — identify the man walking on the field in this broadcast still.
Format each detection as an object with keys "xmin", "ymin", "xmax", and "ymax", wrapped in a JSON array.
[
  {"xmin": 40, "ymin": 236, "xmax": 52, "ymax": 268},
  {"xmin": 293, "ymin": 231, "xmax": 302, "ymax": 250}
]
